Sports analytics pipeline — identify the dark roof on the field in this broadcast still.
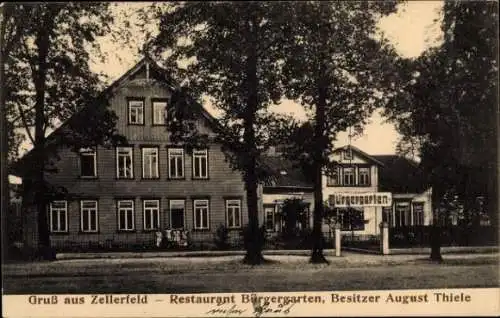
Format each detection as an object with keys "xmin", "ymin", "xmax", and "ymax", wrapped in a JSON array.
[
  {"xmin": 261, "ymin": 156, "xmax": 313, "ymax": 189},
  {"xmin": 372, "ymin": 155, "xmax": 428, "ymax": 194}
]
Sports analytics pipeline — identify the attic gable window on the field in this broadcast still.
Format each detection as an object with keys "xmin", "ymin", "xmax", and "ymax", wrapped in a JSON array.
[
  {"xmin": 128, "ymin": 99, "xmax": 144, "ymax": 125},
  {"xmin": 152, "ymin": 100, "xmax": 167, "ymax": 125},
  {"xmin": 344, "ymin": 149, "xmax": 353, "ymax": 160},
  {"xmin": 79, "ymin": 148, "xmax": 97, "ymax": 178}
]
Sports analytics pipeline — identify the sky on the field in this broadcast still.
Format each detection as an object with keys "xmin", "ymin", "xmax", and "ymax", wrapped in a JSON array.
[
  {"xmin": 10, "ymin": 1, "xmax": 444, "ymax": 183},
  {"xmin": 91, "ymin": 1, "xmax": 444, "ymax": 155}
]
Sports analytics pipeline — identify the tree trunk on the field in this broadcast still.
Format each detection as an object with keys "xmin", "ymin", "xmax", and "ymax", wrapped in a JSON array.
[
  {"xmin": 310, "ymin": 80, "xmax": 328, "ymax": 264},
  {"xmin": 33, "ymin": 25, "xmax": 53, "ymax": 259},
  {"xmin": 242, "ymin": 19, "xmax": 264, "ymax": 265},
  {"xmin": 430, "ymin": 185, "xmax": 443, "ymax": 262},
  {"xmin": 0, "ymin": 4, "xmax": 11, "ymax": 260}
]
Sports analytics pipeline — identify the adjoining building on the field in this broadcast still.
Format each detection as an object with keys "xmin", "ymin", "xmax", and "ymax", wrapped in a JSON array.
[
  {"xmin": 323, "ymin": 146, "xmax": 433, "ymax": 237},
  {"xmin": 260, "ymin": 145, "xmax": 433, "ymax": 239},
  {"xmin": 260, "ymin": 155, "xmax": 314, "ymax": 233},
  {"xmin": 11, "ymin": 57, "xmax": 433, "ymax": 250}
]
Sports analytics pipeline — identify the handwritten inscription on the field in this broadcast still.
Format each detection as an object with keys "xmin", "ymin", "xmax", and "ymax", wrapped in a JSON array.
[
  {"xmin": 205, "ymin": 304, "xmax": 246, "ymax": 316},
  {"xmin": 252, "ymin": 301, "xmax": 296, "ymax": 317}
]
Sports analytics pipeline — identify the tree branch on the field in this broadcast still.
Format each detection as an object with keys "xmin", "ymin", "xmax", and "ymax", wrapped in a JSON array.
[
  {"xmin": 8, "ymin": 105, "xmax": 36, "ymax": 125},
  {"xmin": 16, "ymin": 103, "xmax": 35, "ymax": 144}
]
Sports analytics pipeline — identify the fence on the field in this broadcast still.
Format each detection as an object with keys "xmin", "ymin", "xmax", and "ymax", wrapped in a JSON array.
[
  {"xmin": 47, "ymin": 230, "xmax": 338, "ymax": 253},
  {"xmin": 264, "ymin": 231, "xmax": 336, "ymax": 250},
  {"xmin": 389, "ymin": 225, "xmax": 498, "ymax": 248},
  {"xmin": 341, "ymin": 233, "xmax": 381, "ymax": 252}
]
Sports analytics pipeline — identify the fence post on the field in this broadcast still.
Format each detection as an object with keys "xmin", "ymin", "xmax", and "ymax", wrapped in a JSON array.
[
  {"xmin": 380, "ymin": 222, "xmax": 389, "ymax": 255},
  {"xmin": 335, "ymin": 223, "xmax": 341, "ymax": 257}
]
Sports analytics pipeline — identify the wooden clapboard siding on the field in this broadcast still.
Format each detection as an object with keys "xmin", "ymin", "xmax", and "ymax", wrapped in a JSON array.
[{"xmin": 38, "ymin": 61, "xmax": 249, "ymax": 241}]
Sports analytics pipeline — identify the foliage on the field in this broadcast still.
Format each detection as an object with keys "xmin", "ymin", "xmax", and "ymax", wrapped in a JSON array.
[
  {"xmin": 213, "ymin": 224, "xmax": 230, "ymax": 250},
  {"xmin": 4, "ymin": 3, "xmax": 129, "ymax": 164},
  {"xmin": 278, "ymin": 2, "xmax": 400, "ymax": 262},
  {"xmin": 149, "ymin": 2, "xmax": 297, "ymax": 264},
  {"xmin": 1, "ymin": 3, "xmax": 130, "ymax": 254},
  {"xmin": 280, "ymin": 1, "xmax": 401, "ymax": 170},
  {"xmin": 383, "ymin": 2, "xmax": 498, "ymax": 260},
  {"xmin": 384, "ymin": 2, "xmax": 498, "ymax": 205}
]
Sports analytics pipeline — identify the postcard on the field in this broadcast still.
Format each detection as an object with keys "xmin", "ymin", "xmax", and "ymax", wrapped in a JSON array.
[{"xmin": 2, "ymin": 1, "xmax": 498, "ymax": 317}]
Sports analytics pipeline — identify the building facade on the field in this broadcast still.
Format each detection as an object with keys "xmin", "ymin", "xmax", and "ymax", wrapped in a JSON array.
[
  {"xmin": 323, "ymin": 146, "xmax": 433, "ymax": 237},
  {"xmin": 17, "ymin": 58, "xmax": 251, "ymax": 248}
]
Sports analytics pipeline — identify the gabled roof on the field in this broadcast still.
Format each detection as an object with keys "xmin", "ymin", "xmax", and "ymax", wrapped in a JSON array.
[
  {"xmin": 10, "ymin": 56, "xmax": 222, "ymax": 176},
  {"xmin": 261, "ymin": 156, "xmax": 313, "ymax": 190},
  {"xmin": 333, "ymin": 145, "xmax": 385, "ymax": 166},
  {"xmin": 372, "ymin": 155, "xmax": 428, "ymax": 194}
]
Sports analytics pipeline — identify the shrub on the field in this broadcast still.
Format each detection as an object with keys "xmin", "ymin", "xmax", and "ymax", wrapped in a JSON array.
[{"xmin": 214, "ymin": 224, "xmax": 230, "ymax": 250}]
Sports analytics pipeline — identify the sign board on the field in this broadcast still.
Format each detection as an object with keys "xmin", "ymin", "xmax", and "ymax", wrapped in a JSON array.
[{"xmin": 329, "ymin": 192, "xmax": 392, "ymax": 208}]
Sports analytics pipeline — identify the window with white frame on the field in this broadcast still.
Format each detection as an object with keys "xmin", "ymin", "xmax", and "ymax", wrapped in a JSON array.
[
  {"xmin": 143, "ymin": 200, "xmax": 160, "ymax": 230},
  {"xmin": 226, "ymin": 199, "xmax": 241, "ymax": 228},
  {"xmin": 79, "ymin": 148, "xmax": 97, "ymax": 177},
  {"xmin": 170, "ymin": 199, "xmax": 185, "ymax": 229},
  {"xmin": 192, "ymin": 149, "xmax": 208, "ymax": 179},
  {"xmin": 343, "ymin": 167, "xmax": 355, "ymax": 186},
  {"xmin": 193, "ymin": 199, "xmax": 209, "ymax": 230},
  {"xmin": 116, "ymin": 147, "xmax": 133, "ymax": 179},
  {"xmin": 358, "ymin": 167, "xmax": 370, "ymax": 186},
  {"xmin": 394, "ymin": 201, "xmax": 411, "ymax": 227},
  {"xmin": 152, "ymin": 101, "xmax": 167, "ymax": 125},
  {"xmin": 168, "ymin": 148, "xmax": 184, "ymax": 179},
  {"xmin": 80, "ymin": 200, "xmax": 98, "ymax": 232},
  {"xmin": 326, "ymin": 168, "xmax": 340, "ymax": 186},
  {"xmin": 142, "ymin": 147, "xmax": 159, "ymax": 179},
  {"xmin": 50, "ymin": 201, "xmax": 68, "ymax": 233},
  {"xmin": 412, "ymin": 202, "xmax": 424, "ymax": 226},
  {"xmin": 128, "ymin": 99, "xmax": 144, "ymax": 124},
  {"xmin": 117, "ymin": 200, "xmax": 135, "ymax": 231}
]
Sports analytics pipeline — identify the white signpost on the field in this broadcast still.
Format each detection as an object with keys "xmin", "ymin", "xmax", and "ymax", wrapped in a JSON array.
[{"xmin": 329, "ymin": 192, "xmax": 393, "ymax": 256}]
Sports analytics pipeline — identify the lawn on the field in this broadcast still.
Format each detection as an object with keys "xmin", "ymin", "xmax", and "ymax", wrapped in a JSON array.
[{"xmin": 3, "ymin": 253, "xmax": 498, "ymax": 294}]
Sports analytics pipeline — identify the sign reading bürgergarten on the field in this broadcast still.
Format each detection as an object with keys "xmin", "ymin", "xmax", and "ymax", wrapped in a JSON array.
[{"xmin": 330, "ymin": 192, "xmax": 392, "ymax": 208}]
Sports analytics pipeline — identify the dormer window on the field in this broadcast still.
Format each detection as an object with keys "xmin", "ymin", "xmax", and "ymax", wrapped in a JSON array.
[
  {"xmin": 128, "ymin": 99, "xmax": 144, "ymax": 125},
  {"xmin": 152, "ymin": 100, "xmax": 167, "ymax": 125},
  {"xmin": 79, "ymin": 147, "xmax": 97, "ymax": 178}
]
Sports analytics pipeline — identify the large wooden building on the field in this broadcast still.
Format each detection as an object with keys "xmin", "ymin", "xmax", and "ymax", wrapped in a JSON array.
[{"xmin": 15, "ymin": 58, "xmax": 252, "ymax": 248}]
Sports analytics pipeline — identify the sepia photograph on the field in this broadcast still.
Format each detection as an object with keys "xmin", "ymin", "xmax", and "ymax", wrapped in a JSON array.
[{"xmin": 1, "ymin": 1, "xmax": 498, "ymax": 317}]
